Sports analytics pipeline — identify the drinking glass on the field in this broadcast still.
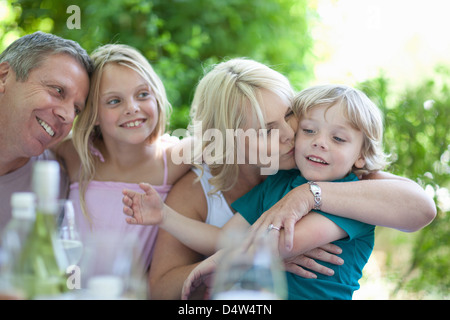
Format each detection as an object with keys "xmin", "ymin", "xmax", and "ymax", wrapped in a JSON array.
[
  {"xmin": 57, "ymin": 200, "xmax": 83, "ymax": 267},
  {"xmin": 211, "ymin": 229, "xmax": 287, "ymax": 300},
  {"xmin": 78, "ymin": 231, "xmax": 147, "ymax": 299}
]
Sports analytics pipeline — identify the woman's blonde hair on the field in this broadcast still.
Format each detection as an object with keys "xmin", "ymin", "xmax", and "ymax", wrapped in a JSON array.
[
  {"xmin": 72, "ymin": 44, "xmax": 171, "ymax": 224},
  {"xmin": 189, "ymin": 58, "xmax": 294, "ymax": 194},
  {"xmin": 292, "ymin": 84, "xmax": 390, "ymax": 176}
]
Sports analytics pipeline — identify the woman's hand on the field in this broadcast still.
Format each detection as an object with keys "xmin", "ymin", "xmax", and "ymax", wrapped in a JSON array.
[
  {"xmin": 249, "ymin": 184, "xmax": 313, "ymax": 252},
  {"xmin": 181, "ymin": 241, "xmax": 344, "ymax": 299},
  {"xmin": 181, "ymin": 250, "xmax": 223, "ymax": 300},
  {"xmin": 284, "ymin": 244, "xmax": 344, "ymax": 278}
]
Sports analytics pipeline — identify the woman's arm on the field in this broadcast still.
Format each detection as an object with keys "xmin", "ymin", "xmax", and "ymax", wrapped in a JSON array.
[
  {"xmin": 148, "ymin": 171, "xmax": 209, "ymax": 299},
  {"xmin": 320, "ymin": 171, "xmax": 436, "ymax": 231},
  {"xmin": 251, "ymin": 172, "xmax": 436, "ymax": 251}
]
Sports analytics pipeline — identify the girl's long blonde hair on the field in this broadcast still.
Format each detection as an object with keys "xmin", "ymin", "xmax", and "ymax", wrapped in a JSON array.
[
  {"xmin": 72, "ymin": 44, "xmax": 171, "ymax": 224},
  {"xmin": 189, "ymin": 58, "xmax": 294, "ymax": 194}
]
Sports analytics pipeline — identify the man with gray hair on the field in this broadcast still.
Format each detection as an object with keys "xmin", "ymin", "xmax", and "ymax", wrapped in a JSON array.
[{"xmin": 0, "ymin": 31, "xmax": 93, "ymax": 228}]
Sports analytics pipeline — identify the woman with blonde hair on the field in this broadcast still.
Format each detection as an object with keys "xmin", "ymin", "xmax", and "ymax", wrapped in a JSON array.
[
  {"xmin": 180, "ymin": 83, "xmax": 391, "ymax": 299},
  {"xmin": 188, "ymin": 57, "xmax": 297, "ymax": 193},
  {"xmin": 145, "ymin": 58, "xmax": 435, "ymax": 299}
]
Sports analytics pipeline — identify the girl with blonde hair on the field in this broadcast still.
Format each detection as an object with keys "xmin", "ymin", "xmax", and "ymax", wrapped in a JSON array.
[{"xmin": 56, "ymin": 44, "xmax": 190, "ymax": 270}]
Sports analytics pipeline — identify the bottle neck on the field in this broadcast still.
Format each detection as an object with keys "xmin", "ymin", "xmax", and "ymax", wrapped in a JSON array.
[{"xmin": 36, "ymin": 198, "xmax": 59, "ymax": 215}]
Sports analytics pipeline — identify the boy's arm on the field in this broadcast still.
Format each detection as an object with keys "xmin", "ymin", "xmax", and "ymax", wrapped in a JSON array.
[
  {"xmin": 277, "ymin": 212, "xmax": 347, "ymax": 260},
  {"xmin": 164, "ymin": 210, "xmax": 252, "ymax": 255},
  {"xmin": 123, "ymin": 183, "xmax": 222, "ymax": 256},
  {"xmin": 161, "ymin": 205, "xmax": 222, "ymax": 256}
]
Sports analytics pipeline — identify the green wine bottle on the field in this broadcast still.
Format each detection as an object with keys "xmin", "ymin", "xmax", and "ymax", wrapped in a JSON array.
[{"xmin": 17, "ymin": 161, "xmax": 68, "ymax": 299}]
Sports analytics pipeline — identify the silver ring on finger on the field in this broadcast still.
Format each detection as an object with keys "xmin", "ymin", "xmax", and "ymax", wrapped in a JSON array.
[{"xmin": 268, "ymin": 223, "xmax": 281, "ymax": 232}]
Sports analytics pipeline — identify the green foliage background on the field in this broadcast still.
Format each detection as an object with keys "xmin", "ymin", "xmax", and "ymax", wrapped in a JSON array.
[
  {"xmin": 358, "ymin": 70, "xmax": 449, "ymax": 297},
  {"xmin": 1, "ymin": 0, "xmax": 448, "ymax": 298}
]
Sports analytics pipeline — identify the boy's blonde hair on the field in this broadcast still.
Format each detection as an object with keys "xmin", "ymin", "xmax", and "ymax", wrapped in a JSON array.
[
  {"xmin": 292, "ymin": 84, "xmax": 389, "ymax": 175},
  {"xmin": 190, "ymin": 58, "xmax": 294, "ymax": 194},
  {"xmin": 72, "ymin": 44, "xmax": 171, "ymax": 223}
]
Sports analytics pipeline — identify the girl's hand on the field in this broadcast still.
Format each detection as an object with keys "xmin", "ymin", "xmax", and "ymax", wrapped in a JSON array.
[{"xmin": 122, "ymin": 183, "xmax": 165, "ymax": 225}]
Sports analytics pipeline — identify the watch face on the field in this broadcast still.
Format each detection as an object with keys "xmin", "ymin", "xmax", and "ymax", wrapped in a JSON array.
[{"xmin": 310, "ymin": 184, "xmax": 320, "ymax": 194}]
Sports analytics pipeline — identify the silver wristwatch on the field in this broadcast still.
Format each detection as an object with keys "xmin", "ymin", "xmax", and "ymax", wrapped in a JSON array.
[{"xmin": 307, "ymin": 181, "xmax": 322, "ymax": 211}]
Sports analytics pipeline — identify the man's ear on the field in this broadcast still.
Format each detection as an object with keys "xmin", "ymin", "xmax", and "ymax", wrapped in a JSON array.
[{"xmin": 0, "ymin": 62, "xmax": 12, "ymax": 93}]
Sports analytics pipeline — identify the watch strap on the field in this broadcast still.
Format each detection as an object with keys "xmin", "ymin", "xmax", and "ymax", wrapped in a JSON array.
[{"xmin": 307, "ymin": 181, "xmax": 322, "ymax": 211}]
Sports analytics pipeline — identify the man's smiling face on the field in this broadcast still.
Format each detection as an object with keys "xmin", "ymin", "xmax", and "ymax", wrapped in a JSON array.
[{"xmin": 0, "ymin": 53, "xmax": 89, "ymax": 159}]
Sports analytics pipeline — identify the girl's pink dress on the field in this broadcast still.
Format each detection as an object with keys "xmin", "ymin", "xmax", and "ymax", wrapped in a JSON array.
[{"xmin": 68, "ymin": 150, "xmax": 172, "ymax": 270}]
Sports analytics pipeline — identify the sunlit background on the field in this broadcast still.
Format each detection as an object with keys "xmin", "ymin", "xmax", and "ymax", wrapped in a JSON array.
[
  {"xmin": 312, "ymin": 0, "xmax": 450, "ymax": 88},
  {"xmin": 312, "ymin": 0, "xmax": 450, "ymax": 299}
]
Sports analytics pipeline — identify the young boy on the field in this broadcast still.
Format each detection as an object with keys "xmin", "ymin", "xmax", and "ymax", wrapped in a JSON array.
[{"xmin": 229, "ymin": 84, "xmax": 389, "ymax": 299}]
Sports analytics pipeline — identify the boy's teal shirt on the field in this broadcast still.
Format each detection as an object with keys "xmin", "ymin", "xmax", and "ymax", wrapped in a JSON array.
[{"xmin": 232, "ymin": 169, "xmax": 375, "ymax": 300}]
